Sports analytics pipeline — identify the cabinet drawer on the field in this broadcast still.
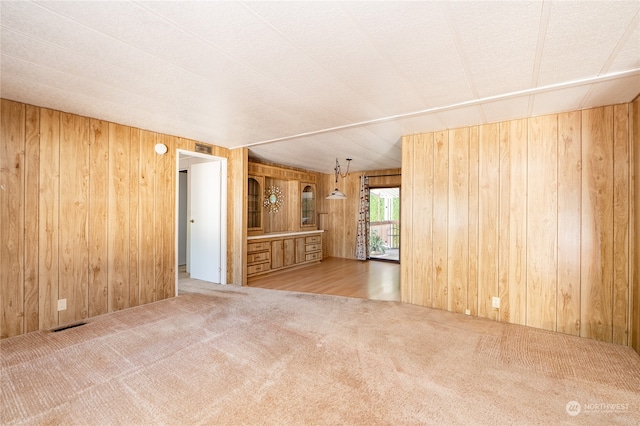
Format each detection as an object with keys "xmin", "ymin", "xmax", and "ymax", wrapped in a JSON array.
[
  {"xmin": 305, "ymin": 235, "xmax": 321, "ymax": 244},
  {"xmin": 247, "ymin": 251, "xmax": 270, "ymax": 264},
  {"xmin": 305, "ymin": 252, "xmax": 321, "ymax": 262},
  {"xmin": 248, "ymin": 241, "xmax": 270, "ymax": 252},
  {"xmin": 305, "ymin": 244, "xmax": 320, "ymax": 252},
  {"xmin": 247, "ymin": 262, "xmax": 270, "ymax": 275}
]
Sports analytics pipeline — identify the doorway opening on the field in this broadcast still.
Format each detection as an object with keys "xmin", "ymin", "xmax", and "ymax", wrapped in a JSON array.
[
  {"xmin": 176, "ymin": 150, "xmax": 227, "ymax": 294},
  {"xmin": 369, "ymin": 187, "xmax": 400, "ymax": 262}
]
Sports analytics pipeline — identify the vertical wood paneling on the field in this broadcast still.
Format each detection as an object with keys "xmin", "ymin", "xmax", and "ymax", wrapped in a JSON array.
[
  {"xmin": 0, "ymin": 100, "xmax": 25, "ymax": 338},
  {"xmin": 526, "ymin": 115, "xmax": 558, "ymax": 331},
  {"xmin": 413, "ymin": 134, "xmax": 433, "ymax": 307},
  {"xmin": 631, "ymin": 97, "xmax": 639, "ymax": 354},
  {"xmin": 230, "ymin": 147, "xmax": 247, "ymax": 286},
  {"xmin": 504, "ymin": 119, "xmax": 528, "ymax": 326},
  {"xmin": 557, "ymin": 112, "xmax": 581, "ymax": 335},
  {"xmin": 24, "ymin": 105, "xmax": 40, "ymax": 333},
  {"xmin": 163, "ymin": 135, "xmax": 176, "ymax": 299},
  {"xmin": 498, "ymin": 122, "xmax": 511, "ymax": 323},
  {"xmin": 612, "ymin": 104, "xmax": 629, "ymax": 345},
  {"xmin": 155, "ymin": 134, "xmax": 174, "ymax": 300},
  {"xmin": 324, "ymin": 174, "xmax": 337, "ymax": 258},
  {"xmin": 108, "ymin": 123, "xmax": 130, "ymax": 312},
  {"xmin": 154, "ymin": 136, "xmax": 166, "ymax": 301},
  {"xmin": 328, "ymin": 181, "xmax": 343, "ymax": 258},
  {"xmin": 433, "ymin": 131, "xmax": 449, "ymax": 310},
  {"xmin": 399, "ymin": 103, "xmax": 634, "ymax": 348},
  {"xmin": 1, "ymin": 99, "xmax": 240, "ymax": 339},
  {"xmin": 129, "ymin": 129, "xmax": 140, "ymax": 307},
  {"xmin": 38, "ymin": 108, "xmax": 60, "ymax": 330},
  {"xmin": 448, "ymin": 128, "xmax": 469, "ymax": 314},
  {"xmin": 345, "ymin": 175, "xmax": 359, "ymax": 258},
  {"xmin": 468, "ymin": 127, "xmax": 479, "ymax": 316},
  {"xmin": 400, "ymin": 136, "xmax": 414, "ymax": 304},
  {"xmin": 88, "ymin": 119, "xmax": 109, "ymax": 317},
  {"xmin": 478, "ymin": 123, "xmax": 499, "ymax": 320},
  {"xmin": 139, "ymin": 130, "xmax": 157, "ymax": 304},
  {"xmin": 287, "ymin": 181, "xmax": 298, "ymax": 231},
  {"xmin": 264, "ymin": 178, "xmax": 288, "ymax": 233},
  {"xmin": 58, "ymin": 112, "xmax": 90, "ymax": 324},
  {"xmin": 581, "ymin": 107, "xmax": 614, "ymax": 341}
]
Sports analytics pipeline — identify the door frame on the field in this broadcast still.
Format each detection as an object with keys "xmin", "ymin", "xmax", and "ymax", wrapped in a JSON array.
[
  {"xmin": 175, "ymin": 149, "xmax": 228, "ymax": 294},
  {"xmin": 368, "ymin": 185, "xmax": 401, "ymax": 263}
]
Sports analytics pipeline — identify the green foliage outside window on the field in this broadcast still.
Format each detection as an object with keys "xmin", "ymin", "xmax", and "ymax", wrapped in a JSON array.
[
  {"xmin": 369, "ymin": 229, "xmax": 386, "ymax": 254},
  {"xmin": 369, "ymin": 193, "xmax": 399, "ymax": 222}
]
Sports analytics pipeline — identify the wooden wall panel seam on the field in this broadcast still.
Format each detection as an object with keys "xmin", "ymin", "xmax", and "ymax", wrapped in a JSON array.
[
  {"xmin": 581, "ymin": 107, "xmax": 615, "ymax": 342},
  {"xmin": 1, "ymin": 100, "xmax": 26, "ymax": 337},
  {"xmin": 400, "ymin": 136, "xmax": 413, "ymax": 304},
  {"xmin": 632, "ymin": 98, "xmax": 639, "ymax": 353},
  {"xmin": 468, "ymin": 126, "xmax": 480, "ymax": 316},
  {"xmin": 498, "ymin": 121, "xmax": 510, "ymax": 324},
  {"xmin": 526, "ymin": 115, "xmax": 558, "ymax": 331},
  {"xmin": 38, "ymin": 108, "xmax": 60, "ymax": 331},
  {"xmin": 557, "ymin": 112, "xmax": 581, "ymax": 336},
  {"xmin": 612, "ymin": 104, "xmax": 630, "ymax": 345},
  {"xmin": 24, "ymin": 104, "xmax": 40, "ymax": 333},
  {"xmin": 129, "ymin": 128, "xmax": 140, "ymax": 308},
  {"xmin": 433, "ymin": 131, "xmax": 449, "ymax": 311}
]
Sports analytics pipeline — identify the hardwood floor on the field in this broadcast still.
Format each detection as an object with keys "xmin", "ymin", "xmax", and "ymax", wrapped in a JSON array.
[
  {"xmin": 178, "ymin": 258, "xmax": 400, "ymax": 301},
  {"xmin": 247, "ymin": 257, "xmax": 400, "ymax": 301}
]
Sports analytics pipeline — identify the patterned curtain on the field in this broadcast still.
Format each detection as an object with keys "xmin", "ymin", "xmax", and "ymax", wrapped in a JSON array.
[{"xmin": 355, "ymin": 175, "xmax": 370, "ymax": 260}]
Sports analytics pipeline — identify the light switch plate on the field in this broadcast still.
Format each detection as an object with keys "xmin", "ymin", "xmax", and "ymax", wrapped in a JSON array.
[{"xmin": 57, "ymin": 299, "xmax": 67, "ymax": 311}]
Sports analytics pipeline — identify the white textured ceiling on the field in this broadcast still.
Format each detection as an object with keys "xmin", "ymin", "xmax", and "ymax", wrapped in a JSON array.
[{"xmin": 1, "ymin": 1, "xmax": 639, "ymax": 173}]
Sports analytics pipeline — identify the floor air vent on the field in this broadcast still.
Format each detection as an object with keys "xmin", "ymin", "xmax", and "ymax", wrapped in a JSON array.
[{"xmin": 52, "ymin": 322, "xmax": 87, "ymax": 332}]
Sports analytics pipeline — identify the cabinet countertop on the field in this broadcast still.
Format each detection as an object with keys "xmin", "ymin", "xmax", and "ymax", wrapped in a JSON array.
[{"xmin": 248, "ymin": 230, "xmax": 324, "ymax": 240}]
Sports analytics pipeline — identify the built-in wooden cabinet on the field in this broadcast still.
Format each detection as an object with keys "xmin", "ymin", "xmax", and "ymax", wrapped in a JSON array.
[
  {"xmin": 303, "ymin": 234, "xmax": 322, "ymax": 262},
  {"xmin": 246, "ymin": 240, "xmax": 270, "ymax": 275},
  {"xmin": 271, "ymin": 239, "xmax": 284, "ymax": 269},
  {"xmin": 247, "ymin": 175, "xmax": 264, "ymax": 231},
  {"xmin": 247, "ymin": 231, "xmax": 323, "ymax": 278},
  {"xmin": 246, "ymin": 162, "xmax": 322, "ymax": 279},
  {"xmin": 301, "ymin": 183, "xmax": 316, "ymax": 228}
]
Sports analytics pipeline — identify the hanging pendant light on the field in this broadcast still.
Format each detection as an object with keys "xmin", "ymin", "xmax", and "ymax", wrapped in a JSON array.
[
  {"xmin": 326, "ymin": 158, "xmax": 352, "ymax": 200},
  {"xmin": 326, "ymin": 188, "xmax": 347, "ymax": 200}
]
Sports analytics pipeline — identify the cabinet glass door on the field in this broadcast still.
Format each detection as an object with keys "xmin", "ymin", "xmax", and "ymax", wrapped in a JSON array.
[
  {"xmin": 301, "ymin": 184, "xmax": 316, "ymax": 227},
  {"xmin": 248, "ymin": 176, "xmax": 263, "ymax": 230}
]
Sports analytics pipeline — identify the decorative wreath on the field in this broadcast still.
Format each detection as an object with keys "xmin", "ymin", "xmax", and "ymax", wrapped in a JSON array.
[{"xmin": 264, "ymin": 186, "xmax": 284, "ymax": 214}]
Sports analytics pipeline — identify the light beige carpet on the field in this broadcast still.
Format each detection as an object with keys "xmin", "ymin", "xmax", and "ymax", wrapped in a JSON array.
[{"xmin": 2, "ymin": 285, "xmax": 639, "ymax": 425}]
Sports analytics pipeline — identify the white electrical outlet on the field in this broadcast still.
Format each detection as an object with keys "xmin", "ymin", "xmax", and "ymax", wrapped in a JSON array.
[
  {"xmin": 492, "ymin": 297, "xmax": 500, "ymax": 309},
  {"xmin": 57, "ymin": 299, "xmax": 67, "ymax": 311},
  {"xmin": 465, "ymin": 309, "xmax": 471, "ymax": 315}
]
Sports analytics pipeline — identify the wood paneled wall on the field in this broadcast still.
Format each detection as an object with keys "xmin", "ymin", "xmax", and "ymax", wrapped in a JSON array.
[
  {"xmin": 402, "ymin": 104, "xmax": 636, "ymax": 346},
  {"xmin": 232, "ymin": 148, "xmax": 249, "ymax": 289},
  {"xmin": 632, "ymin": 97, "xmax": 640, "ymax": 355},
  {"xmin": 0, "ymin": 99, "xmax": 243, "ymax": 338},
  {"xmin": 317, "ymin": 169, "xmax": 401, "ymax": 259}
]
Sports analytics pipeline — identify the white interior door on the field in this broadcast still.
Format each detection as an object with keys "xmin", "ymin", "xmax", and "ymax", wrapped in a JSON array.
[{"xmin": 189, "ymin": 161, "xmax": 221, "ymax": 283}]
